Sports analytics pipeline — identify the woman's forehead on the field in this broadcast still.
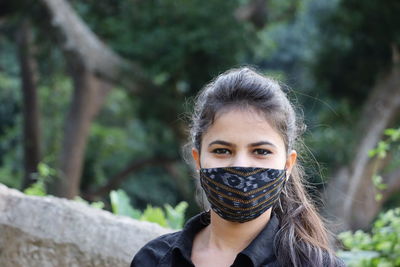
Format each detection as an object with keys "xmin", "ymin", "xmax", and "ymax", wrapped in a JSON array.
[
  {"xmin": 203, "ymin": 108, "xmax": 285, "ymax": 147},
  {"xmin": 212, "ymin": 107, "xmax": 281, "ymax": 134}
]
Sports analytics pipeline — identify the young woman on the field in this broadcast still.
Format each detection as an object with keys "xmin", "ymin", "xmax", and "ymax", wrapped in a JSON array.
[{"xmin": 131, "ymin": 67, "xmax": 345, "ymax": 267}]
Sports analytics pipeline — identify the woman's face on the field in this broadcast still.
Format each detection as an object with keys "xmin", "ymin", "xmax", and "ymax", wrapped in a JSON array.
[{"xmin": 192, "ymin": 107, "xmax": 297, "ymax": 171}]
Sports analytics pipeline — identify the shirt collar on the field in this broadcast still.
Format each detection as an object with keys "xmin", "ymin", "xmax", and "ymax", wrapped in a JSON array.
[
  {"xmin": 171, "ymin": 212, "xmax": 210, "ymax": 262},
  {"xmin": 171, "ymin": 212, "xmax": 279, "ymax": 266},
  {"xmin": 238, "ymin": 213, "xmax": 280, "ymax": 266}
]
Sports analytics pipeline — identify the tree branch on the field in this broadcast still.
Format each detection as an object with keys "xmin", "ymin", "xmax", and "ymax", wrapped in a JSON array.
[
  {"xmin": 84, "ymin": 157, "xmax": 178, "ymax": 200},
  {"xmin": 17, "ymin": 20, "xmax": 41, "ymax": 189},
  {"xmin": 163, "ymin": 163, "xmax": 192, "ymax": 200},
  {"xmin": 39, "ymin": 0, "xmax": 156, "ymax": 92},
  {"xmin": 343, "ymin": 53, "xmax": 400, "ymax": 215},
  {"xmin": 325, "ymin": 48, "xmax": 400, "ymax": 230}
]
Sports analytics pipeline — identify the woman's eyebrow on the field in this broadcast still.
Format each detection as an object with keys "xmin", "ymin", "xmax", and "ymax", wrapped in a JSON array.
[
  {"xmin": 208, "ymin": 140, "xmax": 234, "ymax": 147},
  {"xmin": 249, "ymin": 141, "xmax": 277, "ymax": 148}
]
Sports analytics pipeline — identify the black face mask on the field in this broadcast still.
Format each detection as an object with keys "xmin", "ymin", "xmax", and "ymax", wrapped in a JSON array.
[{"xmin": 200, "ymin": 167, "xmax": 286, "ymax": 223}]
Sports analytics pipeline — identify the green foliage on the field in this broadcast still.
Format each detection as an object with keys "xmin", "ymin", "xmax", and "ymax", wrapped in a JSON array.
[
  {"xmin": 5, "ymin": 0, "xmax": 399, "ymax": 239},
  {"xmin": 369, "ymin": 141, "xmax": 390, "ymax": 159},
  {"xmin": 21, "ymin": 186, "xmax": 188, "ymax": 229},
  {"xmin": 307, "ymin": 100, "xmax": 358, "ymax": 160},
  {"xmin": 23, "ymin": 162, "xmax": 56, "ymax": 196},
  {"xmin": 39, "ymin": 76, "xmax": 73, "ymax": 162},
  {"xmin": 369, "ymin": 127, "xmax": 400, "ymax": 201},
  {"xmin": 338, "ymin": 208, "xmax": 400, "ymax": 267},
  {"xmin": 23, "ymin": 179, "xmax": 46, "ymax": 196},
  {"xmin": 110, "ymin": 189, "xmax": 188, "ymax": 229},
  {"xmin": 338, "ymin": 128, "xmax": 400, "ymax": 266},
  {"xmin": 384, "ymin": 128, "xmax": 400, "ymax": 142},
  {"xmin": 251, "ymin": 0, "xmax": 359, "ymax": 184},
  {"xmin": 313, "ymin": 0, "xmax": 400, "ymax": 104},
  {"xmin": 2, "ymin": 0, "xmax": 257, "ymax": 211},
  {"xmin": 73, "ymin": 0, "xmax": 256, "ymax": 127},
  {"xmin": 371, "ymin": 174, "xmax": 387, "ymax": 202},
  {"xmin": 0, "ymin": 47, "xmax": 23, "ymax": 188},
  {"xmin": 80, "ymin": 88, "xmax": 186, "ymax": 205},
  {"xmin": 110, "ymin": 189, "xmax": 142, "ymax": 219},
  {"xmin": 369, "ymin": 128, "xmax": 400, "ymax": 159},
  {"xmin": 140, "ymin": 205, "xmax": 168, "ymax": 227},
  {"xmin": 164, "ymin": 201, "xmax": 189, "ymax": 230}
]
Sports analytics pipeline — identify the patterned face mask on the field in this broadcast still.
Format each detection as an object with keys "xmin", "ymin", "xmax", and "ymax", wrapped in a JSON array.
[{"xmin": 200, "ymin": 167, "xmax": 286, "ymax": 223}]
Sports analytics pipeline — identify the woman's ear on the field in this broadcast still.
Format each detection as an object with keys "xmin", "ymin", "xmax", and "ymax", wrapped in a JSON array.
[
  {"xmin": 192, "ymin": 148, "xmax": 201, "ymax": 170},
  {"xmin": 285, "ymin": 150, "xmax": 297, "ymax": 176}
]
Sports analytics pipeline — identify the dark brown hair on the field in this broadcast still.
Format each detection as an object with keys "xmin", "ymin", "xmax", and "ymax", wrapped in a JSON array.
[{"xmin": 188, "ymin": 67, "xmax": 336, "ymax": 266}]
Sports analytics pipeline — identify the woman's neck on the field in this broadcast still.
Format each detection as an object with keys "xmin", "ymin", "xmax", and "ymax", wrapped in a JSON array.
[{"xmin": 202, "ymin": 209, "xmax": 272, "ymax": 253}]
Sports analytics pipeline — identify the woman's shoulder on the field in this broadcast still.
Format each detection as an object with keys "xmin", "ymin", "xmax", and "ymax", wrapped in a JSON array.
[
  {"xmin": 130, "ymin": 212, "xmax": 209, "ymax": 267},
  {"xmin": 130, "ymin": 231, "xmax": 181, "ymax": 267}
]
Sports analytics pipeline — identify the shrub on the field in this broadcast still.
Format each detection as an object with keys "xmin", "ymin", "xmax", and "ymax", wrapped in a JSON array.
[
  {"xmin": 338, "ymin": 208, "xmax": 400, "ymax": 266},
  {"xmin": 110, "ymin": 189, "xmax": 188, "ymax": 229}
]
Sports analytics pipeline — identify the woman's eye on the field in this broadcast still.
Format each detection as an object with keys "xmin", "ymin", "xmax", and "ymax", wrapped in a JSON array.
[
  {"xmin": 254, "ymin": 149, "xmax": 271, "ymax": 155},
  {"xmin": 212, "ymin": 148, "xmax": 231, "ymax": 154}
]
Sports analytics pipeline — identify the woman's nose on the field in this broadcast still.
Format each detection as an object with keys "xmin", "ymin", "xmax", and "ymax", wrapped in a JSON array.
[{"xmin": 231, "ymin": 152, "xmax": 252, "ymax": 167}]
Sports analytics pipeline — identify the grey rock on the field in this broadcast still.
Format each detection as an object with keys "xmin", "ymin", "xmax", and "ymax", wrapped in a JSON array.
[{"xmin": 0, "ymin": 184, "xmax": 173, "ymax": 267}]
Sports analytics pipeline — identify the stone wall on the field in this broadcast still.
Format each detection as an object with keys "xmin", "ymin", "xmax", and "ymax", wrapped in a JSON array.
[{"xmin": 0, "ymin": 184, "xmax": 173, "ymax": 267}]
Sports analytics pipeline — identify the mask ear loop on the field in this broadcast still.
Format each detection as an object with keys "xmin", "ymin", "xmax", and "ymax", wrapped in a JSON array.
[
  {"xmin": 283, "ymin": 168, "xmax": 289, "ymax": 194},
  {"xmin": 197, "ymin": 161, "xmax": 212, "ymax": 217},
  {"xmin": 278, "ymin": 168, "xmax": 289, "ymax": 213}
]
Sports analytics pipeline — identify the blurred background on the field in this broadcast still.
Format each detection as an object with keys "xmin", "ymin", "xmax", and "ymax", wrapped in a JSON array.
[{"xmin": 0, "ymin": 0, "xmax": 400, "ymax": 263}]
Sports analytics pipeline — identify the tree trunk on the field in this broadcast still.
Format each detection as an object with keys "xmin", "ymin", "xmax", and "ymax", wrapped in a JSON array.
[
  {"xmin": 324, "ymin": 46, "xmax": 400, "ymax": 231},
  {"xmin": 235, "ymin": 0, "xmax": 268, "ymax": 29},
  {"xmin": 56, "ymin": 56, "xmax": 112, "ymax": 199},
  {"xmin": 16, "ymin": 20, "xmax": 41, "ymax": 190},
  {"xmin": 38, "ymin": 0, "xmax": 168, "ymax": 199}
]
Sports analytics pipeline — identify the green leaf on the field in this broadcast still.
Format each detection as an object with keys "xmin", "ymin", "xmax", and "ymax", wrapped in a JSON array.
[
  {"xmin": 140, "ymin": 205, "xmax": 168, "ymax": 227},
  {"xmin": 23, "ymin": 180, "xmax": 46, "ymax": 196},
  {"xmin": 164, "ymin": 201, "xmax": 188, "ymax": 229},
  {"xmin": 376, "ymin": 141, "xmax": 389, "ymax": 159},
  {"xmin": 368, "ymin": 149, "xmax": 377, "ymax": 158},
  {"xmin": 37, "ymin": 162, "xmax": 57, "ymax": 179},
  {"xmin": 372, "ymin": 175, "xmax": 383, "ymax": 187},
  {"xmin": 110, "ymin": 189, "xmax": 142, "ymax": 219},
  {"xmin": 384, "ymin": 128, "xmax": 400, "ymax": 141},
  {"xmin": 375, "ymin": 193, "xmax": 383, "ymax": 201}
]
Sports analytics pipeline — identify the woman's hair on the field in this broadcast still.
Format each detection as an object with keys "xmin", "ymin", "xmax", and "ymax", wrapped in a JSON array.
[{"xmin": 187, "ymin": 67, "xmax": 335, "ymax": 266}]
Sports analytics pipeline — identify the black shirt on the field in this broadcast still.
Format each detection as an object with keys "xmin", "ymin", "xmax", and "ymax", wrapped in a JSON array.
[{"xmin": 130, "ymin": 212, "xmax": 345, "ymax": 267}]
